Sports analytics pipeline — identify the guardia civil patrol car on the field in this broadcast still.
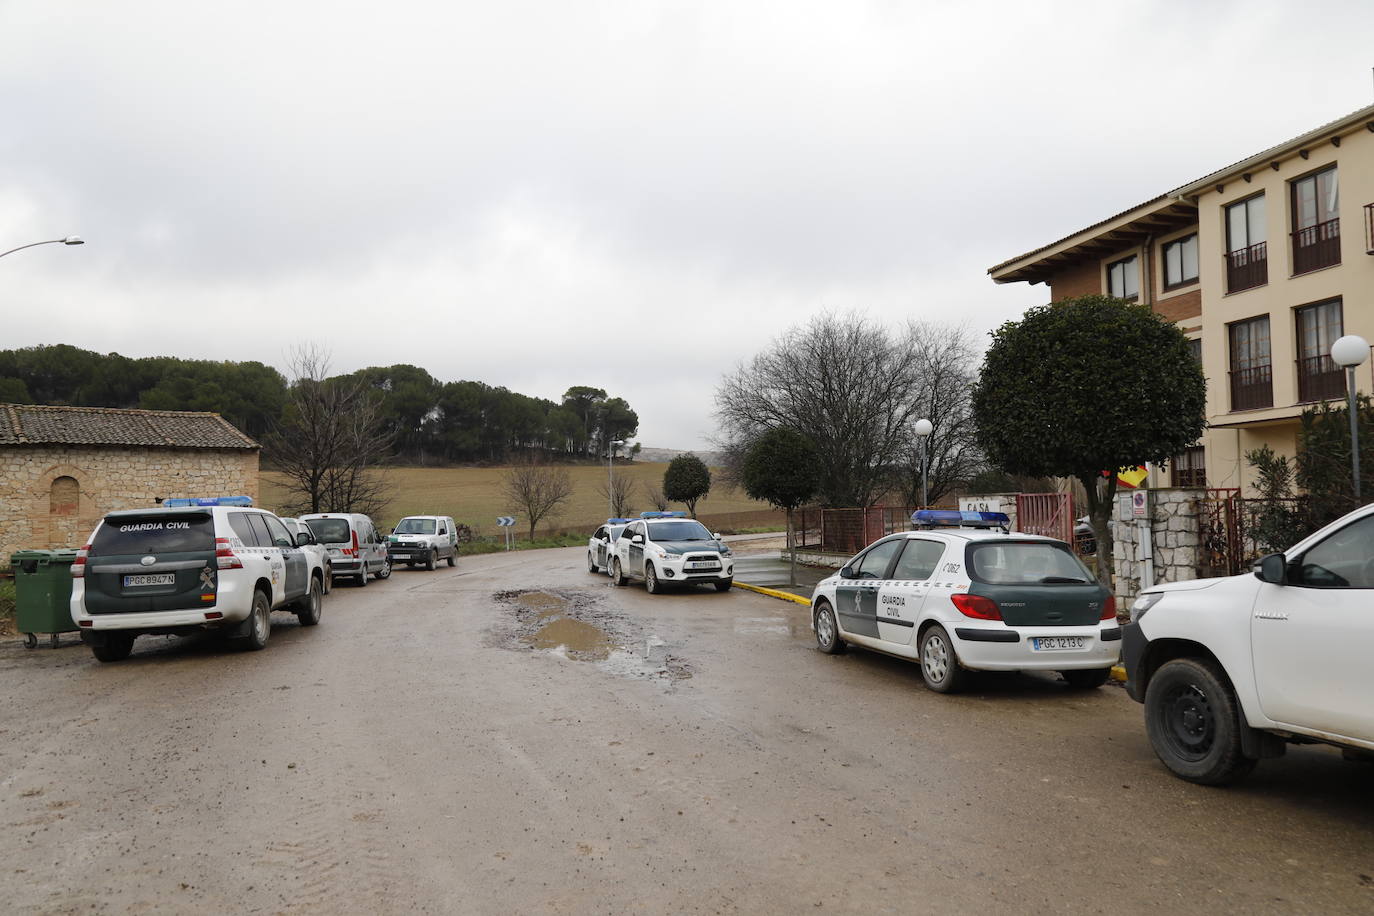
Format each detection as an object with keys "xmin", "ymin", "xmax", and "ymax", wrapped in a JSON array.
[
  {"xmin": 810, "ymin": 510, "xmax": 1120, "ymax": 692},
  {"xmin": 609, "ymin": 512, "xmax": 735, "ymax": 593},
  {"xmin": 587, "ymin": 518, "xmax": 633, "ymax": 575},
  {"xmin": 70, "ymin": 497, "xmax": 328, "ymax": 663}
]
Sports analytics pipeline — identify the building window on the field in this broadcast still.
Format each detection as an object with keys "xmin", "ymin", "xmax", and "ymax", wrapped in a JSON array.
[
  {"xmin": 50, "ymin": 476, "xmax": 78, "ymax": 516},
  {"xmin": 1162, "ymin": 234, "xmax": 1198, "ymax": 289},
  {"xmin": 1171, "ymin": 446, "xmax": 1206, "ymax": 488},
  {"xmin": 1291, "ymin": 166, "xmax": 1340, "ymax": 274},
  {"xmin": 1295, "ymin": 298, "xmax": 1345, "ymax": 402},
  {"xmin": 1225, "ymin": 194, "xmax": 1267, "ymax": 293},
  {"xmin": 1187, "ymin": 338, "xmax": 1202, "ymax": 362},
  {"xmin": 1107, "ymin": 255, "xmax": 1138, "ymax": 300},
  {"xmin": 1228, "ymin": 315, "xmax": 1272, "ymax": 411}
]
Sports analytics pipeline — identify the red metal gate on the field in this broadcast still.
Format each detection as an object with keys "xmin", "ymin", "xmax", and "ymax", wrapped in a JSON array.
[{"xmin": 1014, "ymin": 493, "xmax": 1074, "ymax": 543}]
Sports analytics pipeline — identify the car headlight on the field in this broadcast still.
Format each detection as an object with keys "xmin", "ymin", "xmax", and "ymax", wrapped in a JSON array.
[
  {"xmin": 1130, "ymin": 592, "xmax": 1163, "ymax": 623},
  {"xmin": 654, "ymin": 550, "xmax": 671, "ymax": 560},
  {"xmin": 719, "ymin": 548, "xmax": 733, "ymax": 558}
]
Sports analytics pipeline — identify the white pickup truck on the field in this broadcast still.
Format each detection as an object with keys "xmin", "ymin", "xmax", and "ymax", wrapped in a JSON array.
[{"xmin": 1122, "ymin": 502, "xmax": 1374, "ymax": 784}]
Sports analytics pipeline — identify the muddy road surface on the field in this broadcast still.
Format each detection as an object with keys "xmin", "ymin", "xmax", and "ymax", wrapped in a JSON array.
[{"xmin": 2, "ymin": 548, "xmax": 1372, "ymax": 913}]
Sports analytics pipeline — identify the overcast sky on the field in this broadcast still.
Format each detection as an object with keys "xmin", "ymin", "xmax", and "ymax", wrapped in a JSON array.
[{"xmin": 3, "ymin": 1, "xmax": 1373, "ymax": 449}]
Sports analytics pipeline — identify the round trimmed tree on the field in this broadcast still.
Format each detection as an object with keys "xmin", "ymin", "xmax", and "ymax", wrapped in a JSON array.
[
  {"xmin": 742, "ymin": 426, "xmax": 820, "ymax": 585},
  {"xmin": 971, "ymin": 295, "xmax": 1206, "ymax": 584},
  {"xmin": 663, "ymin": 453, "xmax": 711, "ymax": 517}
]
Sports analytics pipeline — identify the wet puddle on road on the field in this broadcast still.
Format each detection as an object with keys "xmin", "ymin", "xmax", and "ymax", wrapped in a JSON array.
[{"xmin": 514, "ymin": 591, "xmax": 617, "ymax": 661}]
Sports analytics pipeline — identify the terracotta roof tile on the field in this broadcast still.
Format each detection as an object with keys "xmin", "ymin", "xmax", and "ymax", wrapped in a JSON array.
[{"xmin": 0, "ymin": 404, "xmax": 259, "ymax": 449}]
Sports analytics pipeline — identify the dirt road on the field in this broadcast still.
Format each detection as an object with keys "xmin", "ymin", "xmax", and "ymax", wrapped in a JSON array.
[{"xmin": 2, "ymin": 548, "xmax": 1372, "ymax": 913}]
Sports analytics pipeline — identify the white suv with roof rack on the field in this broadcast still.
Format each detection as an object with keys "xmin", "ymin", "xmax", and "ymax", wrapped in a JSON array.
[
  {"xmin": 610, "ymin": 512, "xmax": 735, "ymax": 593},
  {"xmin": 69, "ymin": 497, "xmax": 328, "ymax": 662},
  {"xmin": 810, "ymin": 510, "xmax": 1120, "ymax": 693}
]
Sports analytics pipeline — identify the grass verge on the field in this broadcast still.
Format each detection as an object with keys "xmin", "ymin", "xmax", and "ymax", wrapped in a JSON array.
[{"xmin": 458, "ymin": 533, "xmax": 587, "ymax": 556}]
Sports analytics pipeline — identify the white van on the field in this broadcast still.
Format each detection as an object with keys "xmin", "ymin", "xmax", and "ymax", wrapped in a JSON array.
[
  {"xmin": 300, "ymin": 513, "xmax": 391, "ymax": 586},
  {"xmin": 387, "ymin": 515, "xmax": 458, "ymax": 570}
]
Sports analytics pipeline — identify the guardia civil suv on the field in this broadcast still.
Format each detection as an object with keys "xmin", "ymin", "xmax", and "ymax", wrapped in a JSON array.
[
  {"xmin": 70, "ymin": 497, "xmax": 328, "ymax": 662},
  {"xmin": 810, "ymin": 511, "xmax": 1119, "ymax": 693},
  {"xmin": 609, "ymin": 513, "xmax": 734, "ymax": 593}
]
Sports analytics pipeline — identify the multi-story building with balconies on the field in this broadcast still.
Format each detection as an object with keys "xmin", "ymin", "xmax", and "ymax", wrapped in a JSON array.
[{"xmin": 989, "ymin": 103, "xmax": 1374, "ymax": 494}]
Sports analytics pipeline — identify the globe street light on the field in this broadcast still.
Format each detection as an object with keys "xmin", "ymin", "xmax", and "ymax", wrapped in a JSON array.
[
  {"xmin": 1331, "ymin": 335, "xmax": 1370, "ymax": 506},
  {"xmin": 0, "ymin": 236, "xmax": 85, "ymax": 259},
  {"xmin": 914, "ymin": 418, "xmax": 933, "ymax": 508}
]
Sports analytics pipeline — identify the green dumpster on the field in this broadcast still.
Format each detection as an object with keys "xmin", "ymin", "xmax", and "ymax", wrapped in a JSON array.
[{"xmin": 10, "ymin": 549, "xmax": 80, "ymax": 649}]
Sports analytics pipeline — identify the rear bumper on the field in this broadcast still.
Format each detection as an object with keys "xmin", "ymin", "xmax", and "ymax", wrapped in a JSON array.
[
  {"xmin": 71, "ymin": 580, "xmax": 253, "ymax": 630},
  {"xmin": 950, "ymin": 623, "xmax": 1121, "ymax": 671}
]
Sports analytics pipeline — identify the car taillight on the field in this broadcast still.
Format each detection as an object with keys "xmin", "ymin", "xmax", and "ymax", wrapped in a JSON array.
[
  {"xmin": 951, "ymin": 593, "xmax": 1002, "ymax": 621},
  {"xmin": 71, "ymin": 544, "xmax": 91, "ymax": 578},
  {"xmin": 216, "ymin": 537, "xmax": 243, "ymax": 570},
  {"xmin": 345, "ymin": 529, "xmax": 359, "ymax": 558},
  {"xmin": 1100, "ymin": 595, "xmax": 1117, "ymax": 621}
]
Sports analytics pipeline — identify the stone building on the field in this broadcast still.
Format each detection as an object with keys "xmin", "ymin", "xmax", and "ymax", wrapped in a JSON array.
[{"xmin": 1, "ymin": 404, "xmax": 259, "ymax": 564}]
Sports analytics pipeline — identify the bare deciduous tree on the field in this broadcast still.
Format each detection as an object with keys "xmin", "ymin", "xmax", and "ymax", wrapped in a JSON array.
[
  {"xmin": 597, "ymin": 472, "xmax": 634, "ymax": 518},
  {"xmin": 641, "ymin": 481, "xmax": 669, "ymax": 512},
  {"xmin": 716, "ymin": 313, "xmax": 977, "ymax": 507},
  {"xmin": 502, "ymin": 455, "xmax": 574, "ymax": 541},
  {"xmin": 265, "ymin": 345, "xmax": 396, "ymax": 517},
  {"xmin": 889, "ymin": 324, "xmax": 984, "ymax": 507}
]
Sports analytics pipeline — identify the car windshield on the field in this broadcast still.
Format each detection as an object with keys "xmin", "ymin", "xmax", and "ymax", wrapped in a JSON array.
[
  {"xmin": 91, "ymin": 513, "xmax": 215, "ymax": 555},
  {"xmin": 608, "ymin": 525, "xmax": 627, "ymax": 540},
  {"xmin": 967, "ymin": 542, "xmax": 1093, "ymax": 584},
  {"xmin": 648, "ymin": 521, "xmax": 713, "ymax": 541},
  {"xmin": 305, "ymin": 518, "xmax": 351, "ymax": 543},
  {"xmin": 395, "ymin": 518, "xmax": 437, "ymax": 534}
]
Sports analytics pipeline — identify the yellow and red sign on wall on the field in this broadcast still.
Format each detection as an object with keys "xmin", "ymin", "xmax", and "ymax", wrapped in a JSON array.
[{"xmin": 1116, "ymin": 465, "xmax": 1149, "ymax": 489}]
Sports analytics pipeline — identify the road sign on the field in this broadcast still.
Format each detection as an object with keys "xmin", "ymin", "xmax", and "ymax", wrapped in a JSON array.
[
  {"xmin": 496, "ymin": 516, "xmax": 515, "ymax": 527},
  {"xmin": 1131, "ymin": 491, "xmax": 1148, "ymax": 519}
]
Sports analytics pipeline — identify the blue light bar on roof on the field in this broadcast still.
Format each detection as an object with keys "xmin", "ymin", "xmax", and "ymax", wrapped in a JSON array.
[
  {"xmin": 606, "ymin": 518, "xmax": 633, "ymax": 525},
  {"xmin": 639, "ymin": 511, "xmax": 688, "ymax": 519},
  {"xmin": 163, "ymin": 496, "xmax": 254, "ymax": 507},
  {"xmin": 912, "ymin": 509, "xmax": 1009, "ymax": 528}
]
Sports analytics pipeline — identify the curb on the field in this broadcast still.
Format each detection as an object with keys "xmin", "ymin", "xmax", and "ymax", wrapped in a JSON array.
[
  {"xmin": 1110, "ymin": 664, "xmax": 1127, "ymax": 683},
  {"xmin": 734, "ymin": 582, "xmax": 812, "ymax": 606}
]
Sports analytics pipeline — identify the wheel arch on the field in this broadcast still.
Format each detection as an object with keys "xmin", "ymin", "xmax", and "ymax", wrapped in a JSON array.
[{"xmin": 255, "ymin": 577, "xmax": 273, "ymax": 606}]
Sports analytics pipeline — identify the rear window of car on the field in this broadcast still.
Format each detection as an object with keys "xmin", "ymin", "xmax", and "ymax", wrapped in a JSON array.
[
  {"xmin": 967, "ymin": 542, "xmax": 1093, "ymax": 585},
  {"xmin": 92, "ymin": 514, "xmax": 215, "ymax": 555},
  {"xmin": 395, "ymin": 518, "xmax": 437, "ymax": 534},
  {"xmin": 305, "ymin": 518, "xmax": 352, "ymax": 543}
]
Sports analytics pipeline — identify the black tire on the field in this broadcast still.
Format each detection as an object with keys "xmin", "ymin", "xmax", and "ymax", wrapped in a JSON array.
[
  {"xmin": 714, "ymin": 578, "xmax": 732, "ymax": 593},
  {"xmin": 376, "ymin": 558, "xmax": 392, "ymax": 580},
  {"xmin": 611, "ymin": 558, "xmax": 627, "ymax": 587},
  {"xmin": 588, "ymin": 553, "xmax": 599, "ymax": 574},
  {"xmin": 1062, "ymin": 667, "xmax": 1112, "ymax": 689},
  {"xmin": 406, "ymin": 561, "xmax": 416, "ymax": 567},
  {"xmin": 645, "ymin": 563, "xmax": 662, "ymax": 594},
  {"xmin": 919, "ymin": 625, "xmax": 968, "ymax": 694},
  {"xmin": 323, "ymin": 565, "xmax": 333, "ymax": 595},
  {"xmin": 1144, "ymin": 658, "xmax": 1256, "ymax": 785},
  {"xmin": 90, "ymin": 633, "xmax": 135, "ymax": 663},
  {"xmin": 244, "ymin": 590, "xmax": 271, "ymax": 650},
  {"xmin": 425, "ymin": 550, "xmax": 436, "ymax": 571},
  {"xmin": 814, "ymin": 601, "xmax": 846, "ymax": 655},
  {"xmin": 24, "ymin": 633, "xmax": 37, "ymax": 649},
  {"xmin": 296, "ymin": 577, "xmax": 323, "ymax": 627},
  {"xmin": 447, "ymin": 554, "xmax": 456, "ymax": 567},
  {"xmin": 356, "ymin": 566, "xmax": 369, "ymax": 587}
]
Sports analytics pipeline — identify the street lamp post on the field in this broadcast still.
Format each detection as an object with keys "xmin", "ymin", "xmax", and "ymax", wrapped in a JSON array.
[
  {"xmin": 1331, "ymin": 335, "xmax": 1370, "ymax": 506},
  {"xmin": 0, "ymin": 236, "xmax": 84, "ymax": 259},
  {"xmin": 914, "ymin": 418, "xmax": 933, "ymax": 508}
]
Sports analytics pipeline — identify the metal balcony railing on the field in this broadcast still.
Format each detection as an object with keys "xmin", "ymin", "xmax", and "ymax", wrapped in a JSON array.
[
  {"xmin": 1225, "ymin": 241, "xmax": 1267, "ymax": 293},
  {"xmin": 1296, "ymin": 354, "xmax": 1346, "ymax": 402},
  {"xmin": 1291, "ymin": 217, "xmax": 1340, "ymax": 274},
  {"xmin": 1230, "ymin": 363, "xmax": 1273, "ymax": 411}
]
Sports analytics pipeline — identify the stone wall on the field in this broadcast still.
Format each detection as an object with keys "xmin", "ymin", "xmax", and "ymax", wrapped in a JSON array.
[
  {"xmin": 1, "ymin": 445, "xmax": 259, "ymax": 566},
  {"xmin": 1110, "ymin": 487, "xmax": 1205, "ymax": 612}
]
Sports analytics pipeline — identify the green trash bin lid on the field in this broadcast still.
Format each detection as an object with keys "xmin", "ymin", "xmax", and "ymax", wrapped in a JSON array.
[{"xmin": 9, "ymin": 549, "xmax": 79, "ymax": 570}]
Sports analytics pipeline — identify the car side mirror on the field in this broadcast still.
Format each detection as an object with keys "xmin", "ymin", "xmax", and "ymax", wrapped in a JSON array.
[
  {"xmin": 296, "ymin": 531, "xmax": 313, "ymax": 547},
  {"xmin": 632, "ymin": 534, "xmax": 645, "ymax": 544},
  {"xmin": 840, "ymin": 565, "xmax": 855, "ymax": 579},
  {"xmin": 1255, "ymin": 553, "xmax": 1287, "ymax": 585},
  {"xmin": 713, "ymin": 532, "xmax": 723, "ymax": 541}
]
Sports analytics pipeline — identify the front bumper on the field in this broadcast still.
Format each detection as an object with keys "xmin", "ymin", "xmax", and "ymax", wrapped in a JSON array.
[
  {"xmin": 1120, "ymin": 622, "xmax": 1148, "ymax": 702},
  {"xmin": 656, "ymin": 555, "xmax": 734, "ymax": 581}
]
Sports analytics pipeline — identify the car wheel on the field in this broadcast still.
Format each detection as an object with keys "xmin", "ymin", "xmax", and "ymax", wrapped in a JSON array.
[
  {"xmin": 714, "ymin": 578, "xmax": 732, "ymax": 593},
  {"xmin": 814, "ymin": 601, "xmax": 846, "ymax": 655},
  {"xmin": 645, "ymin": 564, "xmax": 661, "ymax": 594},
  {"xmin": 376, "ymin": 557, "xmax": 392, "ymax": 580},
  {"xmin": 296, "ymin": 577, "xmax": 323, "ymax": 627},
  {"xmin": 323, "ymin": 565, "xmax": 333, "ymax": 594},
  {"xmin": 425, "ymin": 550, "xmax": 436, "ymax": 571},
  {"xmin": 611, "ymin": 558, "xmax": 627, "ymax": 587},
  {"xmin": 1062, "ymin": 667, "xmax": 1111, "ymax": 689},
  {"xmin": 447, "ymin": 554, "xmax": 456, "ymax": 567},
  {"xmin": 244, "ymin": 590, "xmax": 271, "ymax": 651},
  {"xmin": 1144, "ymin": 658, "xmax": 1256, "ymax": 785},
  {"xmin": 588, "ymin": 553, "xmax": 599, "ymax": 574},
  {"xmin": 90, "ymin": 633, "xmax": 136, "ymax": 663},
  {"xmin": 919, "ymin": 625, "xmax": 967, "ymax": 694}
]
